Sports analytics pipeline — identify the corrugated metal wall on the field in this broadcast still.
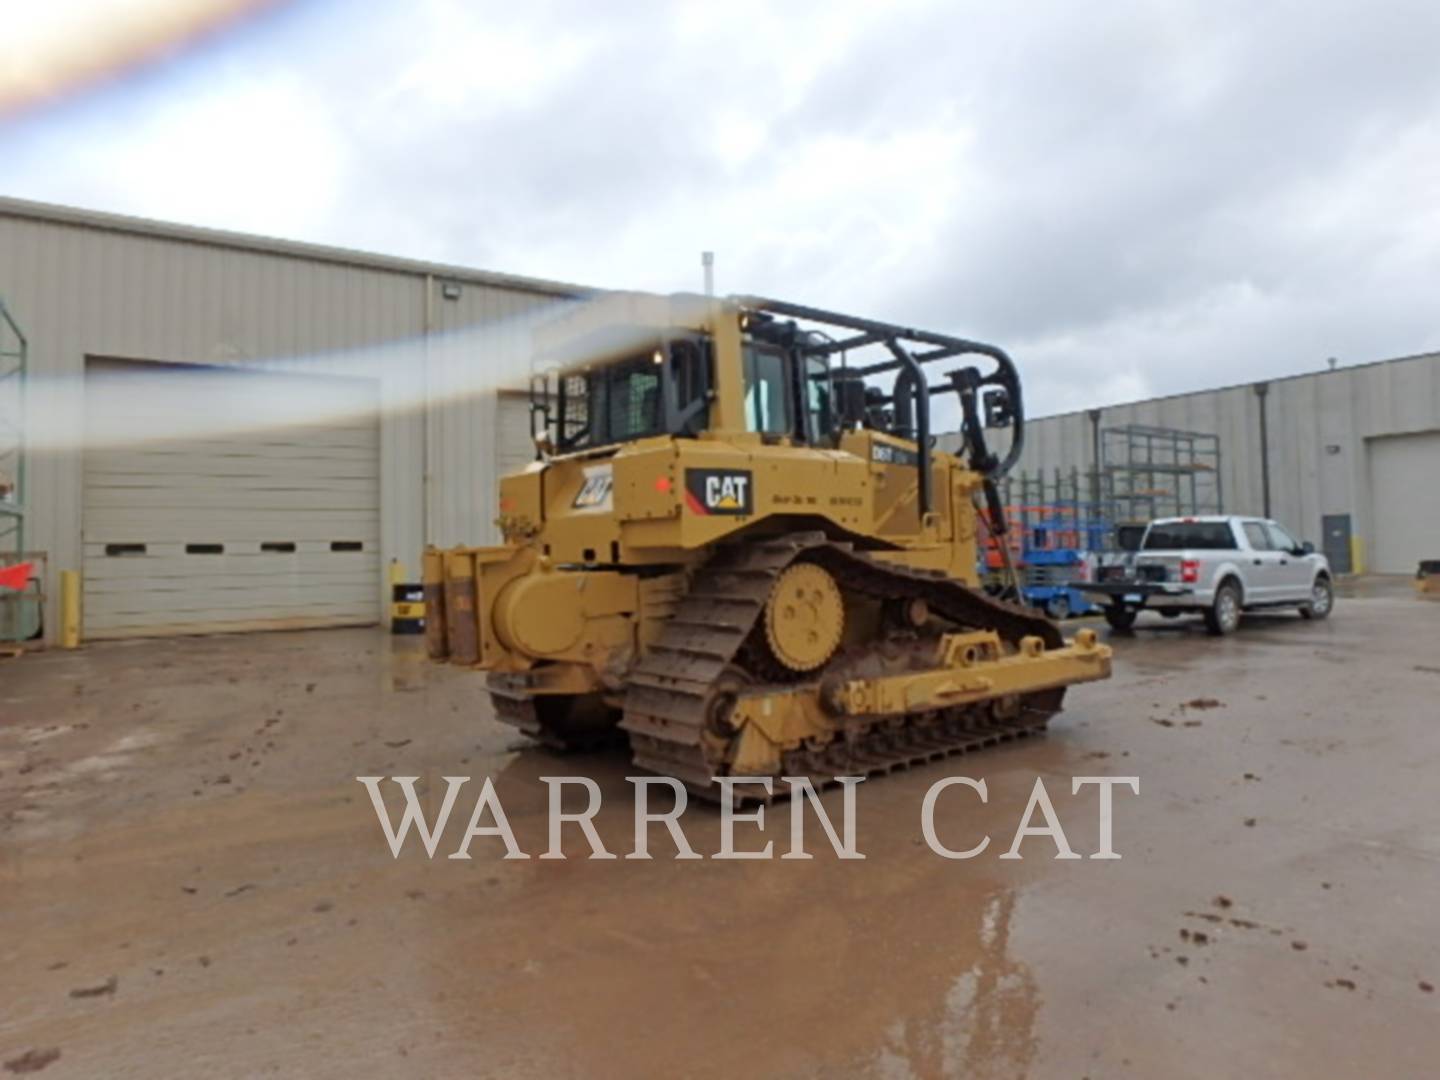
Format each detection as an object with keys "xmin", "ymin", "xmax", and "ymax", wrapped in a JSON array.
[
  {"xmin": 953, "ymin": 352, "xmax": 1440, "ymax": 569},
  {"xmin": 426, "ymin": 285, "xmax": 574, "ymax": 549},
  {"xmin": 0, "ymin": 199, "xmax": 583, "ymax": 640}
]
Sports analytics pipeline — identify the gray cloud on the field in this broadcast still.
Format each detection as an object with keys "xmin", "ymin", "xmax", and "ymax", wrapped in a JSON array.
[{"xmin": 3, "ymin": 0, "xmax": 1438, "ymax": 419}]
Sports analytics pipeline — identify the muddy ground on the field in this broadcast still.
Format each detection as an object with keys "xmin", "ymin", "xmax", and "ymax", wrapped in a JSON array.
[{"xmin": 2, "ymin": 586, "xmax": 1438, "ymax": 1078}]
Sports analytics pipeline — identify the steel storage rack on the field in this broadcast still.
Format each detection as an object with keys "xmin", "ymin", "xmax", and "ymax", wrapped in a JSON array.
[{"xmin": 0, "ymin": 296, "xmax": 36, "ymax": 647}]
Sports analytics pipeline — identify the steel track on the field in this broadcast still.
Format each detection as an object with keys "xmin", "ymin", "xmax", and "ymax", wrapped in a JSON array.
[{"xmin": 620, "ymin": 532, "xmax": 1068, "ymax": 801}]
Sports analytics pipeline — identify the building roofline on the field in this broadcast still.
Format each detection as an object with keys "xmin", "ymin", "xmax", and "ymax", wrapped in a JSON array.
[
  {"xmin": 0, "ymin": 194, "xmax": 596, "ymax": 300},
  {"xmin": 1035, "ymin": 347, "xmax": 1440, "ymax": 423}
]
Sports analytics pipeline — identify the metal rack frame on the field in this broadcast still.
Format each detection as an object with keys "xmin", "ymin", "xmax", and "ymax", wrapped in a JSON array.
[
  {"xmin": 1100, "ymin": 424, "xmax": 1222, "ymax": 527},
  {"xmin": 978, "ymin": 430, "xmax": 1224, "ymax": 616},
  {"xmin": 1, "ymin": 296, "xmax": 29, "ymax": 644}
]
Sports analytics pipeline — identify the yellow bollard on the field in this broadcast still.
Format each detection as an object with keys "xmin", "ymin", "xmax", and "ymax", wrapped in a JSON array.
[
  {"xmin": 1349, "ymin": 536, "xmax": 1366, "ymax": 577},
  {"xmin": 388, "ymin": 558, "xmax": 425, "ymax": 635},
  {"xmin": 60, "ymin": 570, "xmax": 81, "ymax": 648}
]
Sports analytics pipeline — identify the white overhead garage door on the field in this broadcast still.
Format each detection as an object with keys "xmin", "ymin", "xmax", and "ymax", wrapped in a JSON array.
[
  {"xmin": 1367, "ymin": 430, "xmax": 1440, "ymax": 574},
  {"xmin": 83, "ymin": 359, "xmax": 381, "ymax": 638}
]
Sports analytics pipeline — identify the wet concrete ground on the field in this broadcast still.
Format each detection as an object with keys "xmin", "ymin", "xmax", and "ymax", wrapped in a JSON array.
[{"xmin": 2, "ymin": 589, "xmax": 1438, "ymax": 1078}]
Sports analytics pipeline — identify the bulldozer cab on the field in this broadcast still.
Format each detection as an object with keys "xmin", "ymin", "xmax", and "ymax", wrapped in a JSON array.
[
  {"xmin": 547, "ymin": 337, "xmax": 714, "ymax": 453},
  {"xmin": 529, "ymin": 293, "xmax": 1028, "ymax": 513},
  {"xmin": 533, "ymin": 315, "xmax": 837, "ymax": 457}
]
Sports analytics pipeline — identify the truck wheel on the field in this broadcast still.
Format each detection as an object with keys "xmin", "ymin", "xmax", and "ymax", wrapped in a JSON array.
[
  {"xmin": 1104, "ymin": 607, "xmax": 1136, "ymax": 632},
  {"xmin": 1047, "ymin": 594, "xmax": 1071, "ymax": 620},
  {"xmin": 1204, "ymin": 581, "xmax": 1242, "ymax": 636},
  {"xmin": 1299, "ymin": 576, "xmax": 1334, "ymax": 620}
]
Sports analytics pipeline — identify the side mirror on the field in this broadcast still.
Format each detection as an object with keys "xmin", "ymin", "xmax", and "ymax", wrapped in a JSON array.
[
  {"xmin": 982, "ymin": 388, "xmax": 1014, "ymax": 429},
  {"xmin": 834, "ymin": 373, "xmax": 869, "ymax": 427},
  {"xmin": 1301, "ymin": 541, "xmax": 1315, "ymax": 555}
]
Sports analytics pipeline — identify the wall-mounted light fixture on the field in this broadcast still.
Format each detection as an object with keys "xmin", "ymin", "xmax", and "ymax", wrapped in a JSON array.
[
  {"xmin": 441, "ymin": 282, "xmax": 462, "ymax": 300},
  {"xmin": 1325, "ymin": 444, "xmax": 1342, "ymax": 455}
]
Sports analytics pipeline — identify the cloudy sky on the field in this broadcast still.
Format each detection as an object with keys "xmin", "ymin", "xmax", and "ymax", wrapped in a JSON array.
[{"xmin": 3, "ymin": 0, "xmax": 1438, "ymax": 417}]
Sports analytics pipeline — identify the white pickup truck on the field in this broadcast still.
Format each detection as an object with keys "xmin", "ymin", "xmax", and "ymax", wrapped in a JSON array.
[{"xmin": 1076, "ymin": 515, "xmax": 1335, "ymax": 635}]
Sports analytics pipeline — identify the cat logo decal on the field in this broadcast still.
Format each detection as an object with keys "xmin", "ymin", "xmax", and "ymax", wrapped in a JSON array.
[
  {"xmin": 572, "ymin": 465, "xmax": 614, "ymax": 511},
  {"xmin": 684, "ymin": 469, "xmax": 753, "ymax": 516}
]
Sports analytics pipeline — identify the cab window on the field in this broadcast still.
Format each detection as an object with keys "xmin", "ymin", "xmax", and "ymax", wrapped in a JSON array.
[
  {"xmin": 1142, "ymin": 521, "xmax": 1236, "ymax": 550},
  {"xmin": 1242, "ymin": 522, "xmax": 1272, "ymax": 550},
  {"xmin": 607, "ymin": 365, "xmax": 661, "ymax": 442},
  {"xmin": 743, "ymin": 345, "xmax": 791, "ymax": 435},
  {"xmin": 669, "ymin": 339, "xmax": 712, "ymax": 437},
  {"xmin": 804, "ymin": 356, "xmax": 833, "ymax": 444},
  {"xmin": 1264, "ymin": 522, "xmax": 1300, "ymax": 552},
  {"xmin": 557, "ymin": 354, "xmax": 664, "ymax": 451}
]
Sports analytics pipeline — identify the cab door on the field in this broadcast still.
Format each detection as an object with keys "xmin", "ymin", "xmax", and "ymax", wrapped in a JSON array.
[
  {"xmin": 1240, "ymin": 521, "xmax": 1284, "ymax": 602},
  {"xmin": 1263, "ymin": 521, "xmax": 1313, "ymax": 601}
]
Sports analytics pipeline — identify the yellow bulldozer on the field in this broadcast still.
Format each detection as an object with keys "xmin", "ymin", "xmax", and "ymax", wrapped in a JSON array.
[{"xmin": 424, "ymin": 293, "xmax": 1110, "ymax": 800}]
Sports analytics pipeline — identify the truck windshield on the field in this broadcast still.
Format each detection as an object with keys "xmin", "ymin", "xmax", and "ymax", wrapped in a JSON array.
[{"xmin": 1142, "ymin": 522, "xmax": 1235, "ymax": 550}]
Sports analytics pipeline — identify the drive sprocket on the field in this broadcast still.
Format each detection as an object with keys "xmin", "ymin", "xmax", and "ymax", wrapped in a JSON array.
[{"xmin": 762, "ymin": 561, "xmax": 845, "ymax": 673}]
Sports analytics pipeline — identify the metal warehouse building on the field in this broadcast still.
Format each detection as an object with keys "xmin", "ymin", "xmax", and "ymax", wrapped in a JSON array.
[
  {"xmin": 0, "ymin": 197, "xmax": 585, "ymax": 643},
  {"xmin": 1003, "ymin": 352, "xmax": 1440, "ymax": 575},
  {"xmin": 5, "ymin": 195, "xmax": 1437, "ymax": 646}
]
